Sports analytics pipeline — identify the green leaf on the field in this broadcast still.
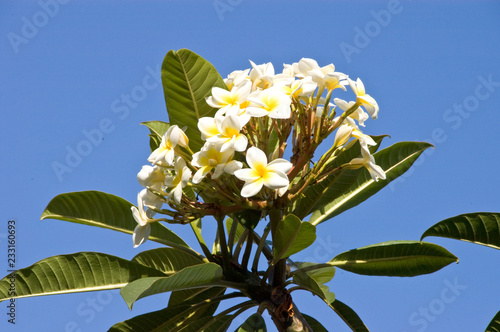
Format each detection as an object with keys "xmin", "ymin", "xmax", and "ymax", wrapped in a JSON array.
[
  {"xmin": 168, "ymin": 286, "xmax": 225, "ymax": 307},
  {"xmin": 309, "ymin": 141, "xmax": 433, "ymax": 225},
  {"xmin": 109, "ymin": 304, "xmax": 193, "ymax": 332},
  {"xmin": 120, "ymin": 263, "xmax": 223, "ymax": 309},
  {"xmin": 236, "ymin": 313, "xmax": 267, "ymax": 332},
  {"xmin": 41, "ymin": 191, "xmax": 190, "ymax": 249},
  {"xmin": 162, "ymin": 49, "xmax": 226, "ymax": 152},
  {"xmin": 291, "ymin": 135, "xmax": 386, "ymax": 220},
  {"xmin": 273, "ymin": 214, "xmax": 316, "ymax": 261},
  {"xmin": 486, "ymin": 310, "xmax": 500, "ymax": 332},
  {"xmin": 292, "ymin": 262, "xmax": 335, "ymax": 284},
  {"xmin": 141, "ymin": 120, "xmax": 171, "ymax": 152},
  {"xmin": 190, "ymin": 219, "xmax": 212, "ymax": 259},
  {"xmin": 292, "ymin": 271, "xmax": 335, "ymax": 304},
  {"xmin": 178, "ymin": 314, "xmax": 234, "ymax": 332},
  {"xmin": 302, "ymin": 314, "xmax": 329, "ymax": 332},
  {"xmin": 109, "ymin": 289, "xmax": 227, "ymax": 332},
  {"xmin": 329, "ymin": 299, "xmax": 369, "ymax": 332},
  {"xmin": 0, "ymin": 252, "xmax": 165, "ymax": 302},
  {"xmin": 132, "ymin": 248, "xmax": 204, "ymax": 275},
  {"xmin": 421, "ymin": 212, "xmax": 500, "ymax": 250},
  {"xmin": 226, "ymin": 217, "xmax": 246, "ymax": 251},
  {"xmin": 330, "ymin": 241, "xmax": 458, "ymax": 277}
]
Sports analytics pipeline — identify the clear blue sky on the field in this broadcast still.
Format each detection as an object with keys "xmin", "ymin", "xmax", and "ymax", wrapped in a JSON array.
[{"xmin": 1, "ymin": 1, "xmax": 500, "ymax": 331}]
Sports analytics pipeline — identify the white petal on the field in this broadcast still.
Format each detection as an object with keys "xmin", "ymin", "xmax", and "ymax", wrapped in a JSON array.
[
  {"xmin": 193, "ymin": 166, "xmax": 211, "ymax": 184},
  {"xmin": 246, "ymin": 147, "xmax": 267, "ymax": 170},
  {"xmin": 224, "ymin": 160, "xmax": 243, "ymax": 175},
  {"xmin": 133, "ymin": 224, "xmax": 151, "ymax": 248},
  {"xmin": 262, "ymin": 170, "xmax": 289, "ymax": 189},
  {"xmin": 266, "ymin": 158, "xmax": 292, "ymax": 174},
  {"xmin": 240, "ymin": 179, "xmax": 264, "ymax": 197},
  {"xmin": 234, "ymin": 168, "xmax": 260, "ymax": 182}
]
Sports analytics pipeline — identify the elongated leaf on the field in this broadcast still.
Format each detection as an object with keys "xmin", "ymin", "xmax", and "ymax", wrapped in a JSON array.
[
  {"xmin": 0, "ymin": 252, "xmax": 165, "ymax": 301},
  {"xmin": 178, "ymin": 314, "xmax": 234, "ymax": 332},
  {"xmin": 273, "ymin": 214, "xmax": 316, "ymax": 261},
  {"xmin": 168, "ymin": 286, "xmax": 225, "ymax": 307},
  {"xmin": 162, "ymin": 49, "xmax": 226, "ymax": 152},
  {"xmin": 421, "ymin": 212, "xmax": 500, "ymax": 250},
  {"xmin": 226, "ymin": 217, "xmax": 246, "ymax": 250},
  {"xmin": 292, "ymin": 262, "xmax": 335, "ymax": 284},
  {"xmin": 141, "ymin": 120, "xmax": 171, "ymax": 152},
  {"xmin": 329, "ymin": 299, "xmax": 369, "ymax": 332},
  {"xmin": 236, "ymin": 313, "xmax": 267, "ymax": 332},
  {"xmin": 309, "ymin": 141, "xmax": 433, "ymax": 225},
  {"xmin": 330, "ymin": 241, "xmax": 458, "ymax": 277},
  {"xmin": 486, "ymin": 310, "xmax": 500, "ymax": 332},
  {"xmin": 41, "ymin": 191, "xmax": 190, "ymax": 249},
  {"xmin": 132, "ymin": 248, "xmax": 204, "ymax": 275},
  {"xmin": 302, "ymin": 314, "xmax": 329, "ymax": 332},
  {"xmin": 109, "ymin": 303, "xmax": 193, "ymax": 332},
  {"xmin": 121, "ymin": 263, "xmax": 223, "ymax": 309},
  {"xmin": 293, "ymin": 271, "xmax": 335, "ymax": 304},
  {"xmin": 109, "ymin": 289, "xmax": 227, "ymax": 332},
  {"xmin": 291, "ymin": 135, "xmax": 386, "ymax": 220}
]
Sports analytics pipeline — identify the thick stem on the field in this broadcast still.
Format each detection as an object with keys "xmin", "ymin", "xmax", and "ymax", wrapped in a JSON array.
[{"xmin": 269, "ymin": 208, "xmax": 286, "ymax": 289}]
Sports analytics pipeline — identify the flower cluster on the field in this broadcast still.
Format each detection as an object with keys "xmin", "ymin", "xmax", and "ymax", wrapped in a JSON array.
[{"xmin": 131, "ymin": 58, "xmax": 385, "ymax": 247}]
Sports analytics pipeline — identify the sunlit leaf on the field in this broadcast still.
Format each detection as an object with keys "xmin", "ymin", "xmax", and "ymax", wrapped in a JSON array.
[
  {"xmin": 41, "ymin": 191, "xmax": 190, "ymax": 249},
  {"xmin": 132, "ymin": 248, "xmax": 204, "ymax": 275},
  {"xmin": 421, "ymin": 212, "xmax": 500, "ymax": 250},
  {"xmin": 120, "ymin": 263, "xmax": 223, "ymax": 309},
  {"xmin": 273, "ymin": 214, "xmax": 316, "ymax": 261},
  {"xmin": 0, "ymin": 252, "xmax": 164, "ymax": 301},
  {"xmin": 292, "ymin": 262, "xmax": 335, "ymax": 284},
  {"xmin": 162, "ymin": 49, "xmax": 226, "ymax": 152},
  {"xmin": 292, "ymin": 271, "xmax": 335, "ymax": 304},
  {"xmin": 330, "ymin": 241, "xmax": 458, "ymax": 277},
  {"xmin": 291, "ymin": 135, "xmax": 386, "ymax": 220},
  {"xmin": 309, "ymin": 141, "xmax": 433, "ymax": 225}
]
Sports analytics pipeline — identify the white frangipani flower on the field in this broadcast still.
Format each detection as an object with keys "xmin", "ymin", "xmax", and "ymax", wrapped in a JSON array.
[
  {"xmin": 348, "ymin": 78, "xmax": 379, "ymax": 120},
  {"xmin": 164, "ymin": 157, "xmax": 192, "ymax": 204},
  {"xmin": 334, "ymin": 98, "xmax": 369, "ymax": 127},
  {"xmin": 191, "ymin": 143, "xmax": 242, "ymax": 183},
  {"xmin": 249, "ymin": 60, "xmax": 275, "ymax": 89},
  {"xmin": 292, "ymin": 58, "xmax": 320, "ymax": 78},
  {"xmin": 224, "ymin": 69, "xmax": 250, "ymax": 90},
  {"xmin": 246, "ymin": 87, "xmax": 292, "ymax": 119},
  {"xmin": 234, "ymin": 147, "xmax": 292, "ymax": 198},
  {"xmin": 347, "ymin": 141, "xmax": 386, "ymax": 182},
  {"xmin": 148, "ymin": 125, "xmax": 189, "ymax": 166},
  {"xmin": 198, "ymin": 117, "xmax": 220, "ymax": 141},
  {"xmin": 333, "ymin": 124, "xmax": 353, "ymax": 148},
  {"xmin": 207, "ymin": 115, "xmax": 249, "ymax": 152},
  {"xmin": 137, "ymin": 165, "xmax": 165, "ymax": 189},
  {"xmin": 206, "ymin": 81, "xmax": 251, "ymax": 116},
  {"xmin": 131, "ymin": 190, "xmax": 154, "ymax": 248},
  {"xmin": 276, "ymin": 77, "xmax": 317, "ymax": 99}
]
